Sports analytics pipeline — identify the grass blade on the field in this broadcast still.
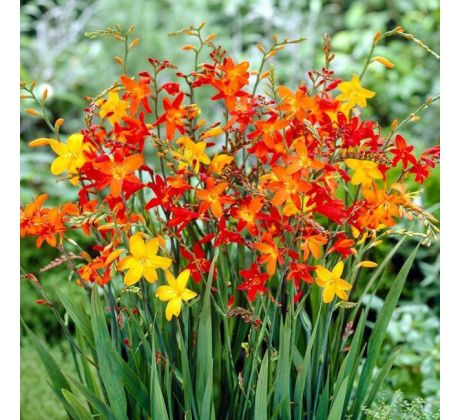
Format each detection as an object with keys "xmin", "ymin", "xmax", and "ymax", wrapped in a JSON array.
[{"xmin": 352, "ymin": 244, "xmax": 420, "ymax": 418}]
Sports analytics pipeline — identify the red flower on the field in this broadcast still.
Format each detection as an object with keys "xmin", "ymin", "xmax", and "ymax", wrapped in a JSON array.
[
  {"xmin": 327, "ymin": 232, "xmax": 356, "ymax": 258},
  {"xmin": 287, "ymin": 262, "xmax": 315, "ymax": 287},
  {"xmin": 390, "ymin": 135, "xmax": 417, "ymax": 168},
  {"xmin": 238, "ymin": 263, "xmax": 270, "ymax": 302}
]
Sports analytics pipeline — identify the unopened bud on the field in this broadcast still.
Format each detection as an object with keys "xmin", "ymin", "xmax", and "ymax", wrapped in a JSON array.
[
  {"xmin": 357, "ymin": 261, "xmax": 378, "ymax": 268},
  {"xmin": 29, "ymin": 138, "xmax": 52, "ymax": 147},
  {"xmin": 257, "ymin": 43, "xmax": 266, "ymax": 53},
  {"xmin": 24, "ymin": 108, "xmax": 41, "ymax": 117},
  {"xmin": 114, "ymin": 56, "xmax": 125, "ymax": 66},
  {"xmin": 181, "ymin": 44, "xmax": 197, "ymax": 51},
  {"xmin": 55, "ymin": 118, "xmax": 64, "ymax": 130},
  {"xmin": 260, "ymin": 71, "xmax": 270, "ymax": 80},
  {"xmin": 371, "ymin": 56, "xmax": 395, "ymax": 69},
  {"xmin": 41, "ymin": 88, "xmax": 48, "ymax": 101},
  {"xmin": 129, "ymin": 38, "xmax": 140, "ymax": 49},
  {"xmin": 201, "ymin": 127, "xmax": 223, "ymax": 139}
]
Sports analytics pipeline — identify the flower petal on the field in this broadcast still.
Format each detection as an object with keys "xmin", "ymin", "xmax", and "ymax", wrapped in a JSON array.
[
  {"xmin": 315, "ymin": 265, "xmax": 332, "ymax": 282},
  {"xmin": 165, "ymin": 298, "xmax": 182, "ymax": 321},
  {"xmin": 149, "ymin": 255, "xmax": 172, "ymax": 269},
  {"xmin": 124, "ymin": 262, "xmax": 143, "ymax": 285},
  {"xmin": 50, "ymin": 156, "xmax": 69, "ymax": 175},
  {"xmin": 145, "ymin": 238, "xmax": 159, "ymax": 256},
  {"xmin": 129, "ymin": 234, "xmax": 145, "ymax": 258},
  {"xmin": 156, "ymin": 286, "xmax": 177, "ymax": 301},
  {"xmin": 181, "ymin": 288, "xmax": 197, "ymax": 302},
  {"xmin": 323, "ymin": 287, "xmax": 335, "ymax": 303},
  {"xmin": 143, "ymin": 266, "xmax": 158, "ymax": 283},
  {"xmin": 176, "ymin": 269, "xmax": 191, "ymax": 292},
  {"xmin": 118, "ymin": 255, "xmax": 135, "ymax": 270},
  {"xmin": 332, "ymin": 261, "xmax": 344, "ymax": 278}
]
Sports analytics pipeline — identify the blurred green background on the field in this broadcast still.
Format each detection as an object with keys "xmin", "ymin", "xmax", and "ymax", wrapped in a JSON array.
[{"xmin": 20, "ymin": 0, "xmax": 439, "ymax": 418}]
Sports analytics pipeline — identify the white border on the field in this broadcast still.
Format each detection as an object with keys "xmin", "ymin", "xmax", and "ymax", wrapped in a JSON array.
[
  {"xmin": 2, "ymin": 1, "xmax": 19, "ymax": 418},
  {"xmin": 440, "ymin": 1, "xmax": 459, "ymax": 418},
  {"xmin": 8, "ymin": 0, "xmax": 453, "ymax": 418}
]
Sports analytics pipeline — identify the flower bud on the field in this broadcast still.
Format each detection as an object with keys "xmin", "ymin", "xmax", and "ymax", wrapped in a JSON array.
[
  {"xmin": 28, "ymin": 138, "xmax": 52, "ymax": 147},
  {"xmin": 204, "ymin": 34, "xmax": 216, "ymax": 42},
  {"xmin": 357, "ymin": 261, "xmax": 378, "ymax": 268},
  {"xmin": 114, "ymin": 56, "xmax": 125, "ymax": 66},
  {"xmin": 25, "ymin": 108, "xmax": 41, "ymax": 117},
  {"xmin": 182, "ymin": 44, "xmax": 197, "ymax": 51},
  {"xmin": 55, "ymin": 118, "xmax": 64, "ymax": 130},
  {"xmin": 129, "ymin": 38, "xmax": 140, "ymax": 49},
  {"xmin": 371, "ymin": 56, "xmax": 395, "ymax": 69}
]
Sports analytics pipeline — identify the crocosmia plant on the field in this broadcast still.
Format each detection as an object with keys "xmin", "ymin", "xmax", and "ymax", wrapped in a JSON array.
[{"xmin": 20, "ymin": 22, "xmax": 439, "ymax": 420}]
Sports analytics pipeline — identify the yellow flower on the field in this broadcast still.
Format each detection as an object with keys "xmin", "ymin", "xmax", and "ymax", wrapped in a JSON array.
[
  {"xmin": 48, "ymin": 134, "xmax": 91, "ymax": 185},
  {"xmin": 345, "ymin": 159, "xmax": 383, "ymax": 186},
  {"xmin": 118, "ymin": 234, "xmax": 172, "ymax": 285},
  {"xmin": 156, "ymin": 269, "xmax": 197, "ymax": 321},
  {"xmin": 315, "ymin": 261, "xmax": 352, "ymax": 303},
  {"xmin": 99, "ymin": 91, "xmax": 129, "ymax": 125},
  {"xmin": 209, "ymin": 154, "xmax": 234, "ymax": 175},
  {"xmin": 336, "ymin": 74, "xmax": 375, "ymax": 115},
  {"xmin": 175, "ymin": 136, "xmax": 211, "ymax": 172}
]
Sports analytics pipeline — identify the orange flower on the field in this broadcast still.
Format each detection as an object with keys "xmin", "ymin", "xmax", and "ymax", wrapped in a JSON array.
[
  {"xmin": 265, "ymin": 166, "xmax": 311, "ymax": 210},
  {"xmin": 287, "ymin": 138, "xmax": 325, "ymax": 175},
  {"xmin": 300, "ymin": 229, "xmax": 328, "ymax": 260},
  {"xmin": 20, "ymin": 194, "xmax": 48, "ymax": 238},
  {"xmin": 248, "ymin": 113, "xmax": 290, "ymax": 154},
  {"xmin": 120, "ymin": 74, "xmax": 152, "ymax": 114},
  {"xmin": 94, "ymin": 153, "xmax": 144, "ymax": 197},
  {"xmin": 232, "ymin": 196, "xmax": 264, "ymax": 235},
  {"xmin": 357, "ymin": 183, "xmax": 403, "ymax": 229},
  {"xmin": 20, "ymin": 195, "xmax": 78, "ymax": 248},
  {"xmin": 154, "ymin": 92, "xmax": 186, "ymax": 141},
  {"xmin": 277, "ymin": 86, "xmax": 316, "ymax": 121},
  {"xmin": 196, "ymin": 178, "xmax": 233, "ymax": 218},
  {"xmin": 254, "ymin": 233, "xmax": 282, "ymax": 276},
  {"xmin": 211, "ymin": 58, "xmax": 250, "ymax": 106}
]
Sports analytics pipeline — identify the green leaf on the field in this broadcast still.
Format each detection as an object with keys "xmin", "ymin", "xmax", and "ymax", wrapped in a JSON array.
[
  {"xmin": 56, "ymin": 289, "xmax": 94, "ymax": 348},
  {"xmin": 254, "ymin": 351, "xmax": 269, "ymax": 420},
  {"xmin": 67, "ymin": 376, "xmax": 116, "ymax": 420},
  {"xmin": 327, "ymin": 376, "xmax": 349, "ymax": 420},
  {"xmin": 150, "ymin": 327, "xmax": 169, "ymax": 420},
  {"xmin": 200, "ymin": 368, "xmax": 215, "ymax": 420},
  {"xmin": 352, "ymin": 244, "xmax": 420, "ymax": 418},
  {"xmin": 195, "ymin": 250, "xmax": 218, "ymax": 411},
  {"xmin": 21, "ymin": 320, "xmax": 78, "ymax": 419},
  {"xmin": 294, "ymin": 309, "xmax": 320, "ymax": 420},
  {"xmin": 363, "ymin": 350, "xmax": 399, "ymax": 409},
  {"xmin": 351, "ymin": 236, "xmax": 406, "ymax": 321},
  {"xmin": 273, "ymin": 315, "xmax": 292, "ymax": 420},
  {"xmin": 90, "ymin": 287, "xmax": 128, "ymax": 419},
  {"xmin": 62, "ymin": 389, "xmax": 93, "ymax": 420}
]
